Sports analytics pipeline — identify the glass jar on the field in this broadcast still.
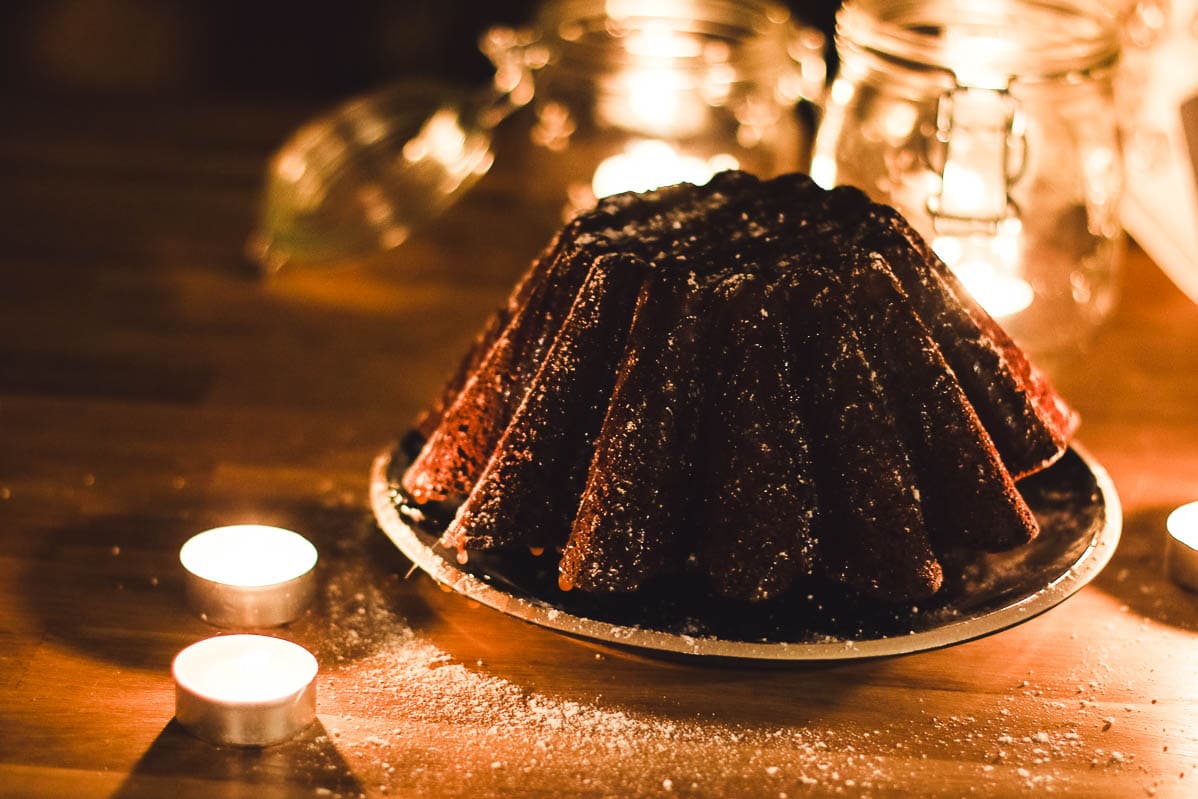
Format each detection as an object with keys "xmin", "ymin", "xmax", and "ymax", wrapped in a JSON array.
[
  {"xmin": 810, "ymin": 0, "xmax": 1125, "ymax": 358},
  {"xmin": 487, "ymin": 0, "xmax": 827, "ymax": 216}
]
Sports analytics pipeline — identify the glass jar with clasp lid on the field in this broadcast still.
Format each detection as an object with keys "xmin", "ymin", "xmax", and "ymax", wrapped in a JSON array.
[
  {"xmin": 487, "ymin": 0, "xmax": 827, "ymax": 217},
  {"xmin": 811, "ymin": 0, "xmax": 1125, "ymax": 359}
]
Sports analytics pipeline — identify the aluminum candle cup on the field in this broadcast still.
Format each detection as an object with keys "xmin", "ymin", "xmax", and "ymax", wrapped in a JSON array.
[
  {"xmin": 180, "ymin": 525, "xmax": 318, "ymax": 627},
  {"xmin": 1166, "ymin": 502, "xmax": 1198, "ymax": 592},
  {"xmin": 173, "ymin": 634, "xmax": 318, "ymax": 746}
]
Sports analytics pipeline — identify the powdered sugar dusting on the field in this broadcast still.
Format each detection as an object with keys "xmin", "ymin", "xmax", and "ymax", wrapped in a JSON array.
[
  {"xmin": 302, "ymin": 534, "xmax": 919, "ymax": 796},
  {"xmin": 287, "ymin": 510, "xmax": 1189, "ymax": 798}
]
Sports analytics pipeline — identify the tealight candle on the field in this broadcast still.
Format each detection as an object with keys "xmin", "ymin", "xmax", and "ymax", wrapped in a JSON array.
[
  {"xmin": 1166, "ymin": 502, "xmax": 1198, "ymax": 592},
  {"xmin": 173, "ymin": 634, "xmax": 317, "ymax": 746},
  {"xmin": 180, "ymin": 525, "xmax": 318, "ymax": 627}
]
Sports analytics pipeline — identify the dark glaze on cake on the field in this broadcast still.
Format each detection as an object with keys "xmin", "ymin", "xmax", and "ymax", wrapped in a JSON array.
[
  {"xmin": 560, "ymin": 267, "xmax": 709, "ymax": 593},
  {"xmin": 443, "ymin": 253, "xmax": 647, "ymax": 552},
  {"xmin": 693, "ymin": 275, "xmax": 819, "ymax": 601},
  {"xmin": 402, "ymin": 172, "xmax": 1079, "ymax": 604}
]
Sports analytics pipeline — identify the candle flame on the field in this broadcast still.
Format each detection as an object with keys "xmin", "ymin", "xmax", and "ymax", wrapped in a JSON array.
[
  {"xmin": 180, "ymin": 525, "xmax": 317, "ymax": 587},
  {"xmin": 1167, "ymin": 502, "xmax": 1198, "ymax": 550},
  {"xmin": 173, "ymin": 635, "xmax": 318, "ymax": 705}
]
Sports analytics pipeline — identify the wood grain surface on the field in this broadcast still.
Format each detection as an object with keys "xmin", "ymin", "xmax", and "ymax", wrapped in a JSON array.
[{"xmin": 0, "ymin": 99, "xmax": 1195, "ymax": 799}]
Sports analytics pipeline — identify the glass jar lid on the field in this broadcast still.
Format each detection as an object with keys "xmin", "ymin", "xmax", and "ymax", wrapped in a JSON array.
[
  {"xmin": 837, "ymin": 0, "xmax": 1121, "ymax": 87},
  {"xmin": 532, "ymin": 0, "xmax": 820, "ymax": 93}
]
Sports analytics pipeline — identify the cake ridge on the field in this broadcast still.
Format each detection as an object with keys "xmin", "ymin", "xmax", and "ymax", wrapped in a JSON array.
[
  {"xmin": 851, "ymin": 203, "xmax": 1077, "ymax": 479},
  {"xmin": 402, "ymin": 238, "xmax": 593, "ymax": 503},
  {"xmin": 774, "ymin": 263, "xmax": 944, "ymax": 601},
  {"xmin": 694, "ymin": 272, "xmax": 820, "ymax": 601},
  {"xmin": 442, "ymin": 252, "xmax": 649, "ymax": 554},
  {"xmin": 559, "ymin": 265, "xmax": 710, "ymax": 593},
  {"xmin": 834, "ymin": 249, "xmax": 1040, "ymax": 552},
  {"xmin": 765, "ymin": 185, "xmax": 1042, "ymax": 554}
]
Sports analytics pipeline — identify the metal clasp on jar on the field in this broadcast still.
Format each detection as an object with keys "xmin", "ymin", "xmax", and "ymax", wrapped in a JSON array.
[{"xmin": 926, "ymin": 84, "xmax": 1027, "ymax": 235}]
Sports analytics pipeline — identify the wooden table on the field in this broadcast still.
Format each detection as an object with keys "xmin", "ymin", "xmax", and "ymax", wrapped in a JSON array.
[{"xmin": 1, "ymin": 98, "xmax": 1195, "ymax": 799}]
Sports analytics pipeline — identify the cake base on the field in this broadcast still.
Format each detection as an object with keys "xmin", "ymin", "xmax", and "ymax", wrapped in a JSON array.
[{"xmin": 370, "ymin": 438, "xmax": 1120, "ymax": 660}]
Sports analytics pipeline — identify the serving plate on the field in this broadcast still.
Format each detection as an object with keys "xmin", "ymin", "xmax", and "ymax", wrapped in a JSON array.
[{"xmin": 370, "ymin": 440, "xmax": 1120, "ymax": 660}]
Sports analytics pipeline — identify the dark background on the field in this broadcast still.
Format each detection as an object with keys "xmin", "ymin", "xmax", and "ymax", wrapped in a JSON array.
[{"xmin": 0, "ymin": 1, "xmax": 840, "ymax": 101}]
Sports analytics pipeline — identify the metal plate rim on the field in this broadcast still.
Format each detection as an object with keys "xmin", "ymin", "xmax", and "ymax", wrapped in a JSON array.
[{"xmin": 369, "ymin": 444, "xmax": 1121, "ymax": 660}]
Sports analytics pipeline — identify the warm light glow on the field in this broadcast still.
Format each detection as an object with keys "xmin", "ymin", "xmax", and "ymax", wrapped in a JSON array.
[
  {"xmin": 950, "ymin": 260, "xmax": 1034, "ymax": 318},
  {"xmin": 400, "ymin": 108, "xmax": 493, "ymax": 195},
  {"xmin": 809, "ymin": 153, "xmax": 836, "ymax": 189},
  {"xmin": 628, "ymin": 69, "xmax": 694, "ymax": 135},
  {"xmin": 941, "ymin": 31, "xmax": 1014, "ymax": 90},
  {"xmin": 591, "ymin": 140, "xmax": 737, "ymax": 198},
  {"xmin": 930, "ymin": 86, "xmax": 1028, "ymax": 318},
  {"xmin": 589, "ymin": 11, "xmax": 710, "ymax": 137},
  {"xmin": 881, "ymin": 103, "xmax": 918, "ymax": 143},
  {"xmin": 1167, "ymin": 502, "xmax": 1198, "ymax": 549},
  {"xmin": 402, "ymin": 108, "xmax": 465, "ymax": 166},
  {"xmin": 930, "ymin": 86, "xmax": 1019, "ymax": 228},
  {"xmin": 600, "ymin": 61, "xmax": 708, "ymax": 138},
  {"xmin": 349, "ymin": 106, "xmax": 389, "ymax": 147},
  {"xmin": 1083, "ymin": 145, "xmax": 1119, "ymax": 207},
  {"xmin": 622, "ymin": 17, "xmax": 703, "ymax": 58},
  {"xmin": 940, "ymin": 160, "xmax": 1004, "ymax": 219},
  {"xmin": 173, "ymin": 635, "xmax": 318, "ymax": 705},
  {"xmin": 180, "ymin": 525, "xmax": 317, "ymax": 588},
  {"xmin": 933, "ymin": 220, "xmax": 1033, "ymax": 318},
  {"xmin": 829, "ymin": 77, "xmax": 855, "ymax": 106}
]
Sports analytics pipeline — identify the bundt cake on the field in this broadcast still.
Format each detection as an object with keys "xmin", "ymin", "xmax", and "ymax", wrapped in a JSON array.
[{"xmin": 401, "ymin": 171, "xmax": 1079, "ymax": 604}]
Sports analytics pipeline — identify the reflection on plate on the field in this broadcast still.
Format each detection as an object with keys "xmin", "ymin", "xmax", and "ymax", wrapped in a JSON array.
[{"xmin": 369, "ymin": 441, "xmax": 1120, "ymax": 660}]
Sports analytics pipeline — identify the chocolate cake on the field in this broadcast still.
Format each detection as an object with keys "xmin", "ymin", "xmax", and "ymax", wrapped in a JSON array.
[{"xmin": 402, "ymin": 172, "xmax": 1078, "ymax": 604}]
